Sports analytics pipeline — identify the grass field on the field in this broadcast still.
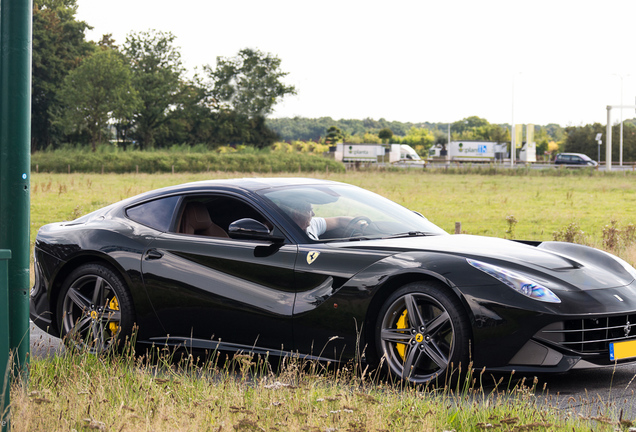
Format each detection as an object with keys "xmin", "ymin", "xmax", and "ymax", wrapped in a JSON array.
[
  {"xmin": 30, "ymin": 170, "xmax": 636, "ymax": 260},
  {"xmin": 16, "ymin": 170, "xmax": 636, "ymax": 431}
]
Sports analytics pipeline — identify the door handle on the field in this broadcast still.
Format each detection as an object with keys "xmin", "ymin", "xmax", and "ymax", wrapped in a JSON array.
[{"xmin": 145, "ymin": 249, "xmax": 163, "ymax": 260}]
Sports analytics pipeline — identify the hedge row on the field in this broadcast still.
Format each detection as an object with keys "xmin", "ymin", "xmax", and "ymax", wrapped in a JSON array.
[{"xmin": 31, "ymin": 150, "xmax": 346, "ymax": 174}]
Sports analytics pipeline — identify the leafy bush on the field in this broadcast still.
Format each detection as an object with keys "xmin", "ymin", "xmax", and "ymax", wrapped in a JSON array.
[{"xmin": 31, "ymin": 146, "xmax": 345, "ymax": 174}]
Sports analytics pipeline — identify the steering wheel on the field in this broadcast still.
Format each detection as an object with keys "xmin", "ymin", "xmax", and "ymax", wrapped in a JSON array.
[{"xmin": 344, "ymin": 216, "xmax": 372, "ymax": 237}]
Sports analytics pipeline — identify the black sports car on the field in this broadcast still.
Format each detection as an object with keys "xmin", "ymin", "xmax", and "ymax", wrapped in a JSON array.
[{"xmin": 30, "ymin": 178, "xmax": 636, "ymax": 383}]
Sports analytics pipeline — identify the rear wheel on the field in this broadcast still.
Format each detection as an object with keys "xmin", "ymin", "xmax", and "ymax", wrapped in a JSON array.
[
  {"xmin": 57, "ymin": 263, "xmax": 135, "ymax": 354},
  {"xmin": 376, "ymin": 282, "xmax": 470, "ymax": 384}
]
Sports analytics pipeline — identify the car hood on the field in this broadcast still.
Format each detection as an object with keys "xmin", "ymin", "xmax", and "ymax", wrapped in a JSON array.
[
  {"xmin": 345, "ymin": 234, "xmax": 572, "ymax": 268},
  {"xmin": 340, "ymin": 234, "xmax": 635, "ymax": 290}
]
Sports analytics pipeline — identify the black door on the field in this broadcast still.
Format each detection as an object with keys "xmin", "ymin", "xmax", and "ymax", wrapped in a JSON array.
[{"xmin": 140, "ymin": 195, "xmax": 297, "ymax": 354}]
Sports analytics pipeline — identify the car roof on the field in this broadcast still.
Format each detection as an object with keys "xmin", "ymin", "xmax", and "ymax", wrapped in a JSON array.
[
  {"xmin": 72, "ymin": 178, "xmax": 347, "ymax": 222},
  {"xmin": 153, "ymin": 177, "xmax": 340, "ymax": 196},
  {"xmin": 558, "ymin": 153, "xmax": 589, "ymax": 157},
  {"xmin": 129, "ymin": 177, "xmax": 344, "ymax": 206}
]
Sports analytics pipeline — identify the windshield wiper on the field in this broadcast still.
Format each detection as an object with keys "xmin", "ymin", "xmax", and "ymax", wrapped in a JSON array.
[{"xmin": 383, "ymin": 231, "xmax": 430, "ymax": 239}]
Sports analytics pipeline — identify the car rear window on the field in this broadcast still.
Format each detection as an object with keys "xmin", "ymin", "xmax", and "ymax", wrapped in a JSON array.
[{"xmin": 126, "ymin": 196, "xmax": 180, "ymax": 231}]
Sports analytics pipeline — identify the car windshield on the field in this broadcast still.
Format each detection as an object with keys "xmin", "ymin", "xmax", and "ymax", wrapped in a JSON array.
[{"xmin": 259, "ymin": 183, "xmax": 447, "ymax": 241}]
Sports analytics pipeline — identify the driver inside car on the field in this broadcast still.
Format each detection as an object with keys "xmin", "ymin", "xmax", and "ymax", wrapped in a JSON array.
[{"xmin": 284, "ymin": 200, "xmax": 362, "ymax": 240}]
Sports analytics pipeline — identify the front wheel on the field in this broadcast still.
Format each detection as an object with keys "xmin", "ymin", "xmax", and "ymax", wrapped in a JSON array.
[
  {"xmin": 57, "ymin": 263, "xmax": 135, "ymax": 354},
  {"xmin": 375, "ymin": 282, "xmax": 470, "ymax": 384}
]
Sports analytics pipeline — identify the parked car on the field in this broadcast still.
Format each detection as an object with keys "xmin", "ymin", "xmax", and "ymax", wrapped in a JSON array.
[
  {"xmin": 554, "ymin": 153, "xmax": 598, "ymax": 167},
  {"xmin": 30, "ymin": 178, "xmax": 636, "ymax": 384}
]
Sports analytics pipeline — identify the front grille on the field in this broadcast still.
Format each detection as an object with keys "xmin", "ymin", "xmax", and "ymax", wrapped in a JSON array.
[{"xmin": 537, "ymin": 314, "xmax": 636, "ymax": 355}]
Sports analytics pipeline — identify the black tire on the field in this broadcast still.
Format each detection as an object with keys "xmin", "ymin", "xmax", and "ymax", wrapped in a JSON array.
[
  {"xmin": 57, "ymin": 263, "xmax": 135, "ymax": 354},
  {"xmin": 375, "ymin": 281, "xmax": 470, "ymax": 385}
]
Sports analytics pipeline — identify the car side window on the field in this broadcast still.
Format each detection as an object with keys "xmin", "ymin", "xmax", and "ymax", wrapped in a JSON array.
[
  {"xmin": 175, "ymin": 195, "xmax": 280, "ymax": 239},
  {"xmin": 178, "ymin": 200, "xmax": 229, "ymax": 238},
  {"xmin": 126, "ymin": 196, "xmax": 180, "ymax": 232}
]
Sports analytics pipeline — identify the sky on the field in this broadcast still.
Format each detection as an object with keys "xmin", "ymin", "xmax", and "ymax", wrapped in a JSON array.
[{"xmin": 75, "ymin": 0, "xmax": 636, "ymax": 127}]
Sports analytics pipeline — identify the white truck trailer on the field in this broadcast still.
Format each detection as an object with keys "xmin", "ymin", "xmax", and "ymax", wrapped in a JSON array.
[
  {"xmin": 334, "ymin": 144, "xmax": 424, "ymax": 165},
  {"xmin": 448, "ymin": 141, "xmax": 498, "ymax": 162},
  {"xmin": 429, "ymin": 141, "xmax": 508, "ymax": 162}
]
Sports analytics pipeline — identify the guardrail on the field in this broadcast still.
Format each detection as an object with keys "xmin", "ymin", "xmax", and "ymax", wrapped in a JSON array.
[{"xmin": 424, "ymin": 161, "xmax": 636, "ymax": 171}]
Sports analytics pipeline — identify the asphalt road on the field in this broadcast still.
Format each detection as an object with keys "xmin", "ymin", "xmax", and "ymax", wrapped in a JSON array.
[
  {"xmin": 501, "ymin": 365, "xmax": 636, "ymax": 417},
  {"xmin": 30, "ymin": 321, "xmax": 63, "ymax": 359}
]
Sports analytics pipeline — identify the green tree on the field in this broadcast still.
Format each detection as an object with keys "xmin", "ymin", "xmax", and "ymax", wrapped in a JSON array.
[
  {"xmin": 433, "ymin": 129, "xmax": 448, "ymax": 146},
  {"xmin": 204, "ymin": 48, "xmax": 296, "ymax": 118},
  {"xmin": 534, "ymin": 126, "xmax": 550, "ymax": 157},
  {"xmin": 32, "ymin": 0, "xmax": 94, "ymax": 150},
  {"xmin": 562, "ymin": 123, "xmax": 628, "ymax": 162},
  {"xmin": 159, "ymin": 77, "xmax": 215, "ymax": 147},
  {"xmin": 56, "ymin": 49, "xmax": 139, "ymax": 151},
  {"xmin": 450, "ymin": 116, "xmax": 510, "ymax": 143},
  {"xmin": 378, "ymin": 128, "xmax": 393, "ymax": 143},
  {"xmin": 123, "ymin": 30, "xmax": 184, "ymax": 149},
  {"xmin": 325, "ymin": 126, "xmax": 344, "ymax": 145},
  {"xmin": 402, "ymin": 127, "xmax": 435, "ymax": 148},
  {"xmin": 483, "ymin": 124, "xmax": 510, "ymax": 143},
  {"xmin": 97, "ymin": 33, "xmax": 118, "ymax": 50},
  {"xmin": 451, "ymin": 116, "xmax": 490, "ymax": 139},
  {"xmin": 544, "ymin": 123, "xmax": 566, "ymax": 142},
  {"xmin": 204, "ymin": 111, "xmax": 277, "ymax": 148}
]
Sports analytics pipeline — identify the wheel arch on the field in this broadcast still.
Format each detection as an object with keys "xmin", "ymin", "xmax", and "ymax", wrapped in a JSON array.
[
  {"xmin": 362, "ymin": 270, "xmax": 474, "ymax": 364},
  {"xmin": 48, "ymin": 252, "xmax": 134, "ymax": 333}
]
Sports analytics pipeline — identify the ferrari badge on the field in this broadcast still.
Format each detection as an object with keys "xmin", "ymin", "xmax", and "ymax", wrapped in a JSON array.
[{"xmin": 307, "ymin": 251, "xmax": 320, "ymax": 265}]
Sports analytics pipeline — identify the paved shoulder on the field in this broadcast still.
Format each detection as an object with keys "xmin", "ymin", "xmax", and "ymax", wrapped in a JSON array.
[{"xmin": 30, "ymin": 321, "xmax": 63, "ymax": 359}]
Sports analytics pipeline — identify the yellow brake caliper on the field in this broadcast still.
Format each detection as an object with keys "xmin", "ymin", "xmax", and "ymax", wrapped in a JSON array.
[
  {"xmin": 396, "ymin": 310, "xmax": 408, "ymax": 359},
  {"xmin": 108, "ymin": 296, "xmax": 120, "ymax": 335}
]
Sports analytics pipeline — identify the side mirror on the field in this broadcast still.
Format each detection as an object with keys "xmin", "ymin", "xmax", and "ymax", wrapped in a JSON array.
[{"xmin": 228, "ymin": 218, "xmax": 284, "ymax": 242}]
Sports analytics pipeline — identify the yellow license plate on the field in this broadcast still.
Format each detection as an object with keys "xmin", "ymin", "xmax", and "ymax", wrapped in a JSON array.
[{"xmin": 610, "ymin": 339, "xmax": 636, "ymax": 361}]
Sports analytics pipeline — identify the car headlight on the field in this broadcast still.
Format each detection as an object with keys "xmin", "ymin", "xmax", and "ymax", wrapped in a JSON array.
[{"xmin": 467, "ymin": 259, "xmax": 561, "ymax": 303}]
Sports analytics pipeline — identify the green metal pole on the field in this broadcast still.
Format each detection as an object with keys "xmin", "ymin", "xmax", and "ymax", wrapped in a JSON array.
[
  {"xmin": 0, "ymin": 0, "xmax": 33, "ymax": 377},
  {"xmin": 0, "ymin": 250, "xmax": 10, "ymax": 432}
]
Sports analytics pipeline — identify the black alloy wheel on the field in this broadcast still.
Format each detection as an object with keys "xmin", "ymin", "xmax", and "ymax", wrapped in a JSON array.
[
  {"xmin": 58, "ymin": 263, "xmax": 134, "ymax": 353},
  {"xmin": 376, "ymin": 282, "xmax": 470, "ymax": 384}
]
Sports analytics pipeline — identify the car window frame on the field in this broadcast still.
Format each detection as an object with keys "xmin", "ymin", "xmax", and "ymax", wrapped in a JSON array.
[
  {"xmin": 170, "ymin": 192, "xmax": 294, "ymax": 244},
  {"xmin": 125, "ymin": 195, "xmax": 181, "ymax": 232}
]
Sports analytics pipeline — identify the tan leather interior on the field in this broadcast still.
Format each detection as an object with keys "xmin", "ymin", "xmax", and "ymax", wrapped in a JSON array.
[{"xmin": 180, "ymin": 201, "xmax": 228, "ymax": 238}]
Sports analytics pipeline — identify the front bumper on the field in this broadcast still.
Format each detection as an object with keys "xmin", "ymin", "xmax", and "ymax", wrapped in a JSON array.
[{"xmin": 465, "ymin": 279, "xmax": 636, "ymax": 374}]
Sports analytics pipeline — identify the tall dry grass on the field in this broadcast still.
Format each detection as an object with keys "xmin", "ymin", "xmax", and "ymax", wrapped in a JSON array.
[{"xmin": 10, "ymin": 343, "xmax": 616, "ymax": 432}]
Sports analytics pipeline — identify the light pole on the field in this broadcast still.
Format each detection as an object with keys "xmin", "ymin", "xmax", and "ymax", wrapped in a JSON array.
[
  {"xmin": 510, "ymin": 72, "xmax": 522, "ymax": 167},
  {"xmin": 511, "ymin": 74, "xmax": 515, "ymax": 167},
  {"xmin": 613, "ymin": 73, "xmax": 629, "ymax": 166},
  {"xmin": 447, "ymin": 122, "xmax": 451, "ymax": 162}
]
